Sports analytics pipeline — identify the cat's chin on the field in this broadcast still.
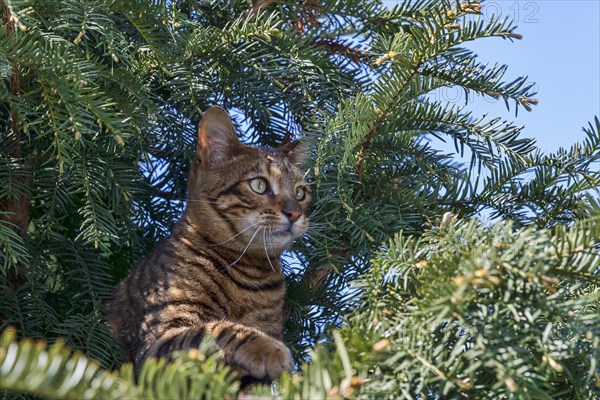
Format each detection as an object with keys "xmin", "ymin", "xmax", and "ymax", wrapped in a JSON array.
[
  {"xmin": 270, "ymin": 225, "xmax": 306, "ymax": 240},
  {"xmin": 263, "ymin": 229, "xmax": 296, "ymax": 250},
  {"xmin": 271, "ymin": 229, "xmax": 294, "ymax": 241}
]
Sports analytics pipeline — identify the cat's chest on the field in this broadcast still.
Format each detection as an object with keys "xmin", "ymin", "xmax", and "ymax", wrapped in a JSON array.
[
  {"xmin": 225, "ymin": 280, "xmax": 286, "ymax": 337},
  {"xmin": 227, "ymin": 286, "xmax": 285, "ymax": 317},
  {"xmin": 234, "ymin": 306, "xmax": 285, "ymax": 339}
]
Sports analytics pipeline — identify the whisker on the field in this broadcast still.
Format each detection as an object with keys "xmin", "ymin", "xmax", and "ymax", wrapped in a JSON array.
[
  {"xmin": 307, "ymin": 202, "xmax": 327, "ymax": 219},
  {"xmin": 263, "ymin": 229, "xmax": 275, "ymax": 272},
  {"xmin": 207, "ymin": 222, "xmax": 262, "ymax": 247},
  {"xmin": 214, "ymin": 216, "xmax": 252, "ymax": 222},
  {"xmin": 304, "ymin": 221, "xmax": 329, "ymax": 227},
  {"xmin": 265, "ymin": 227, "xmax": 276, "ymax": 260},
  {"xmin": 268, "ymin": 227, "xmax": 278, "ymax": 260},
  {"xmin": 306, "ymin": 227, "xmax": 324, "ymax": 235},
  {"xmin": 301, "ymin": 230, "xmax": 335, "ymax": 244},
  {"xmin": 160, "ymin": 193, "xmax": 219, "ymax": 202},
  {"xmin": 180, "ymin": 199, "xmax": 217, "ymax": 204},
  {"xmin": 183, "ymin": 212, "xmax": 251, "ymax": 222},
  {"xmin": 221, "ymin": 226, "xmax": 262, "ymax": 272},
  {"xmin": 190, "ymin": 193, "xmax": 220, "ymax": 200},
  {"xmin": 304, "ymin": 232, "xmax": 322, "ymax": 243},
  {"xmin": 303, "ymin": 229, "xmax": 336, "ymax": 241}
]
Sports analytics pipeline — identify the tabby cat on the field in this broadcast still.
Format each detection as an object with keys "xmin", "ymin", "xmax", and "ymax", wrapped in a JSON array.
[{"xmin": 109, "ymin": 106, "xmax": 311, "ymax": 385}]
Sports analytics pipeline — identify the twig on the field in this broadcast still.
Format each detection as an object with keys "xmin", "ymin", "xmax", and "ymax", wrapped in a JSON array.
[
  {"xmin": 1, "ymin": 3, "xmax": 30, "ymax": 289},
  {"xmin": 246, "ymin": 0, "xmax": 280, "ymax": 18},
  {"xmin": 352, "ymin": 64, "xmax": 422, "ymax": 199},
  {"xmin": 429, "ymin": 199, "xmax": 475, "ymax": 206},
  {"xmin": 313, "ymin": 37, "xmax": 369, "ymax": 64},
  {"xmin": 353, "ymin": 125, "xmax": 380, "ymax": 199},
  {"xmin": 1, "ymin": 3, "xmax": 30, "ymax": 236},
  {"xmin": 301, "ymin": 265, "xmax": 333, "ymax": 290}
]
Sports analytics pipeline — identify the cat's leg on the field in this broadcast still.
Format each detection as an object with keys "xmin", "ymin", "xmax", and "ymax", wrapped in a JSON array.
[
  {"xmin": 206, "ymin": 320, "xmax": 293, "ymax": 381},
  {"xmin": 142, "ymin": 325, "xmax": 209, "ymax": 364},
  {"xmin": 144, "ymin": 321, "xmax": 293, "ymax": 381}
]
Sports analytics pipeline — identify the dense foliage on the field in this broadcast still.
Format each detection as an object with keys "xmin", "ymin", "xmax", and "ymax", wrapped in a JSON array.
[{"xmin": 1, "ymin": 0, "xmax": 598, "ymax": 398}]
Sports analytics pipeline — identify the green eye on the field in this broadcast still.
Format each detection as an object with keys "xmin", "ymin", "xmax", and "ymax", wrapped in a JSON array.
[
  {"xmin": 249, "ymin": 178, "xmax": 268, "ymax": 194},
  {"xmin": 295, "ymin": 187, "xmax": 306, "ymax": 201}
]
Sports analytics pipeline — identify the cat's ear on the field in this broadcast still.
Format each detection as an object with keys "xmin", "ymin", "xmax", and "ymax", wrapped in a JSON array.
[
  {"xmin": 197, "ymin": 106, "xmax": 243, "ymax": 167},
  {"xmin": 277, "ymin": 133, "xmax": 306, "ymax": 164}
]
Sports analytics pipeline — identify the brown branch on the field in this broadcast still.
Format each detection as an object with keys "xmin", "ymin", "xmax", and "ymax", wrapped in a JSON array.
[
  {"xmin": 2, "ymin": 3, "xmax": 13, "ymax": 35},
  {"xmin": 429, "ymin": 199, "xmax": 475, "ymax": 207},
  {"xmin": 297, "ymin": 231, "xmax": 353, "ymax": 295},
  {"xmin": 245, "ymin": 0, "xmax": 325, "ymax": 35},
  {"xmin": 1, "ymin": 3, "xmax": 30, "ymax": 236},
  {"xmin": 300, "ymin": 265, "xmax": 333, "ymax": 290},
  {"xmin": 313, "ymin": 37, "xmax": 369, "ymax": 64},
  {"xmin": 352, "ymin": 125, "xmax": 379, "ymax": 199},
  {"xmin": 352, "ymin": 64, "xmax": 422, "ymax": 200},
  {"xmin": 1, "ymin": 3, "xmax": 30, "ymax": 293},
  {"xmin": 246, "ymin": 0, "xmax": 280, "ymax": 18},
  {"xmin": 291, "ymin": 0, "xmax": 324, "ymax": 35}
]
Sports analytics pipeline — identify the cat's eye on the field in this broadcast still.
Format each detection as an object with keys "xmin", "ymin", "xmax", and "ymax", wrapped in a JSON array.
[
  {"xmin": 249, "ymin": 178, "xmax": 268, "ymax": 194},
  {"xmin": 294, "ymin": 187, "xmax": 306, "ymax": 201}
]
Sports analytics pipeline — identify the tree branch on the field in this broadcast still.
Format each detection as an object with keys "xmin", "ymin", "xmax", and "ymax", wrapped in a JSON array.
[
  {"xmin": 352, "ymin": 64, "xmax": 422, "ymax": 199},
  {"xmin": 429, "ymin": 199, "xmax": 475, "ymax": 206},
  {"xmin": 299, "ymin": 265, "xmax": 333, "ymax": 290},
  {"xmin": 353, "ymin": 125, "xmax": 379, "ymax": 199},
  {"xmin": 313, "ymin": 37, "xmax": 369, "ymax": 64},
  {"xmin": 246, "ymin": 0, "xmax": 280, "ymax": 18},
  {"xmin": 1, "ymin": 3, "xmax": 30, "ymax": 236}
]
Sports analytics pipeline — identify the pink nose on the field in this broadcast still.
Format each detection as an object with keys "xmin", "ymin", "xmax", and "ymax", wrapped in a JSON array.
[
  {"xmin": 285, "ymin": 209, "xmax": 301, "ymax": 223},
  {"xmin": 283, "ymin": 202, "xmax": 302, "ymax": 223}
]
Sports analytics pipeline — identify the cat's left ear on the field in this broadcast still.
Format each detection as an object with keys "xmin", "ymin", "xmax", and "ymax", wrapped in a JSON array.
[
  {"xmin": 197, "ymin": 106, "xmax": 244, "ymax": 167},
  {"xmin": 277, "ymin": 134, "xmax": 306, "ymax": 164}
]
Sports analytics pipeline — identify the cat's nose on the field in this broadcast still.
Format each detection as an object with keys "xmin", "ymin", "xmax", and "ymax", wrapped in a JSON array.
[{"xmin": 282, "ymin": 202, "xmax": 302, "ymax": 224}]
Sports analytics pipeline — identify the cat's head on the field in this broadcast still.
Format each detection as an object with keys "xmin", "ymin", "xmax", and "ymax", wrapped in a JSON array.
[{"xmin": 185, "ymin": 106, "xmax": 311, "ymax": 257}]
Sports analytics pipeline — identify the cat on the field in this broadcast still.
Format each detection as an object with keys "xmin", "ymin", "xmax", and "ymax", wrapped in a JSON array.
[{"xmin": 109, "ymin": 106, "xmax": 311, "ymax": 386}]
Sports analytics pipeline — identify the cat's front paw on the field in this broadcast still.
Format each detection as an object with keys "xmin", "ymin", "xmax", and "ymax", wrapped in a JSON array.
[{"xmin": 233, "ymin": 337, "xmax": 294, "ymax": 380}]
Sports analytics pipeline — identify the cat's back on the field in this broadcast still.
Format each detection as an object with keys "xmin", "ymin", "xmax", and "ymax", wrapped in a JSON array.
[{"xmin": 109, "ymin": 234, "xmax": 183, "ymax": 360}]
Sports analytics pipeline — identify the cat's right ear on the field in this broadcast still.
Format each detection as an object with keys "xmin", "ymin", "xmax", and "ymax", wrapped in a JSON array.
[
  {"xmin": 276, "ymin": 133, "xmax": 308, "ymax": 164},
  {"xmin": 197, "ymin": 106, "xmax": 243, "ymax": 167}
]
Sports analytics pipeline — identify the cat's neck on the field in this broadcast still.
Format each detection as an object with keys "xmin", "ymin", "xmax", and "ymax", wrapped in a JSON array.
[{"xmin": 173, "ymin": 215, "xmax": 283, "ymax": 272}]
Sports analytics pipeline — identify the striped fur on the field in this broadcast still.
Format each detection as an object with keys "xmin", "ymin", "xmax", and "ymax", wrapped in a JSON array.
[{"xmin": 109, "ymin": 107, "xmax": 311, "ymax": 383}]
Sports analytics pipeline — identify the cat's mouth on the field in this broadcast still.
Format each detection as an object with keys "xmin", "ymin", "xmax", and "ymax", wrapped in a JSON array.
[
  {"xmin": 270, "ymin": 226, "xmax": 294, "ymax": 236},
  {"xmin": 269, "ymin": 222, "xmax": 306, "ymax": 240},
  {"xmin": 247, "ymin": 219, "xmax": 306, "ymax": 243}
]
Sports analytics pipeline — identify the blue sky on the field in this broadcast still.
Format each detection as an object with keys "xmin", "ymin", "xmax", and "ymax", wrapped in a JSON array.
[{"xmin": 387, "ymin": 0, "xmax": 600, "ymax": 154}]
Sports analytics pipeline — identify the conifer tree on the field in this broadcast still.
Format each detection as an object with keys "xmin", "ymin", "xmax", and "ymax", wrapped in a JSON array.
[{"xmin": 1, "ymin": 0, "xmax": 598, "ymax": 399}]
